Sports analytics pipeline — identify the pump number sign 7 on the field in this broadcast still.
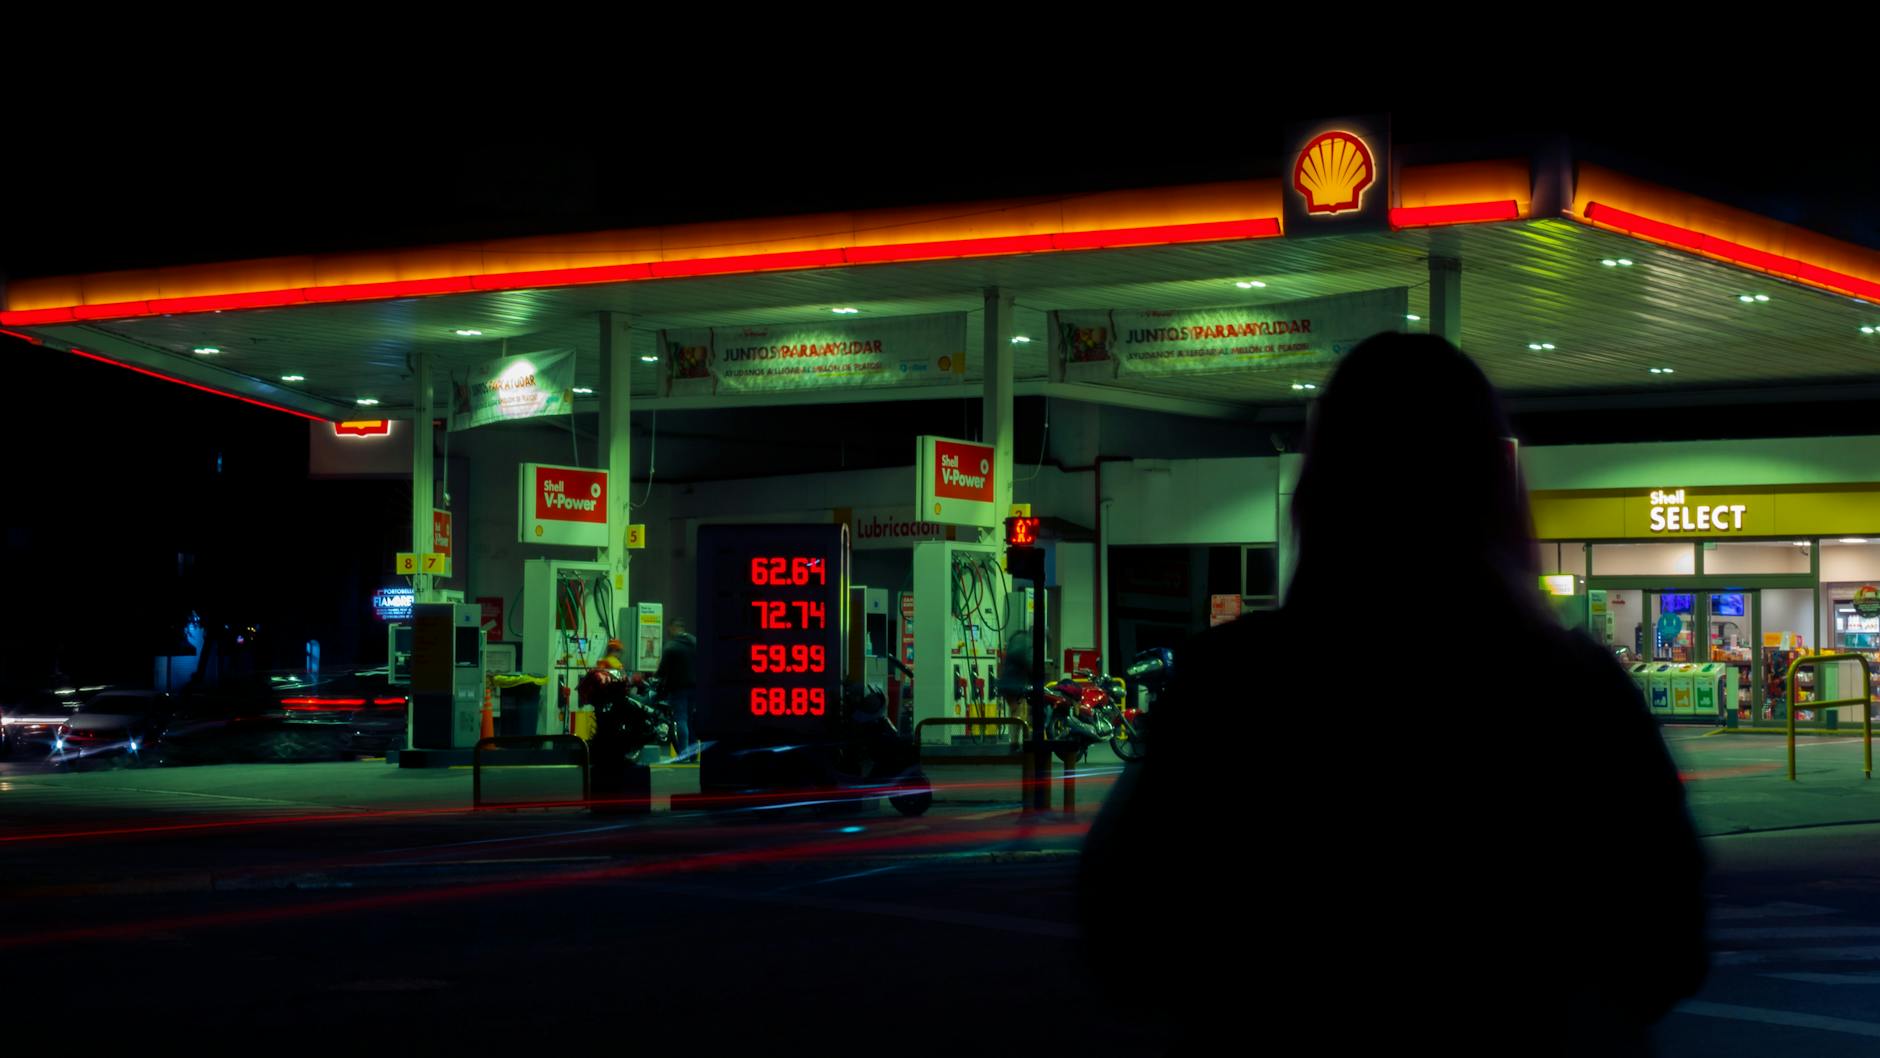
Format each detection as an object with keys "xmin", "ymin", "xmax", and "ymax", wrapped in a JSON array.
[{"xmin": 695, "ymin": 524, "xmax": 847, "ymax": 735}]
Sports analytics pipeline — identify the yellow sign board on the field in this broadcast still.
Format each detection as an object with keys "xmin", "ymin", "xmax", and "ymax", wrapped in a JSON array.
[
  {"xmin": 1010, "ymin": 503, "xmax": 1032, "ymax": 518},
  {"xmin": 626, "ymin": 524, "xmax": 647, "ymax": 549},
  {"xmin": 396, "ymin": 552, "xmax": 418, "ymax": 575},
  {"xmin": 1531, "ymin": 484, "xmax": 1880, "ymax": 541},
  {"xmin": 421, "ymin": 552, "xmax": 452, "ymax": 576}
]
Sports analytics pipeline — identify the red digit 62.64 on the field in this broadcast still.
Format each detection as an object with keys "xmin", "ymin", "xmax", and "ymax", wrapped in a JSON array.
[{"xmin": 749, "ymin": 556, "xmax": 826, "ymax": 587}]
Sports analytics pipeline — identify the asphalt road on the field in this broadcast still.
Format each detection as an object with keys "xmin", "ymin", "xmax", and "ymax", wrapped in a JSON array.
[{"xmin": 5, "ymin": 736, "xmax": 1880, "ymax": 1053}]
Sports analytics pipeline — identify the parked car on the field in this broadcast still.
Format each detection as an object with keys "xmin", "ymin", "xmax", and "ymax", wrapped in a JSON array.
[
  {"xmin": 1, "ymin": 688, "xmax": 92, "ymax": 757},
  {"xmin": 154, "ymin": 672, "xmax": 370, "ymax": 765},
  {"xmin": 54, "ymin": 690, "xmax": 173, "ymax": 765},
  {"xmin": 273, "ymin": 668, "xmax": 408, "ymax": 757}
]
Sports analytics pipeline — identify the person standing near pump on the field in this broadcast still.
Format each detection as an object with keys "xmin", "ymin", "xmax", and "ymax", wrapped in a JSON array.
[
  {"xmin": 1078, "ymin": 332, "xmax": 1707, "ymax": 1056},
  {"xmin": 656, "ymin": 619, "xmax": 698, "ymax": 756}
]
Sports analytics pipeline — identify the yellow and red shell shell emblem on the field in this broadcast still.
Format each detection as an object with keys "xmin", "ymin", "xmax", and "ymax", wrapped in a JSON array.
[{"xmin": 1293, "ymin": 132, "xmax": 1376, "ymax": 215}]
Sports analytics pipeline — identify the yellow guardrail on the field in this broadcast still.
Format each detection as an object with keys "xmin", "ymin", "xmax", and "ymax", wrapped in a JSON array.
[{"xmin": 1787, "ymin": 654, "xmax": 1875, "ymax": 782}]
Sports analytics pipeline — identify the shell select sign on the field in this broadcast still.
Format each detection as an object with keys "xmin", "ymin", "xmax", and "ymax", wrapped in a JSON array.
[{"xmin": 1294, "ymin": 131, "xmax": 1376, "ymax": 216}]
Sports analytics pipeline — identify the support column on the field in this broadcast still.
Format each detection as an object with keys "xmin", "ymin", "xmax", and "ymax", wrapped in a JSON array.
[
  {"xmin": 982, "ymin": 287, "xmax": 1016, "ymax": 533},
  {"xmin": 411, "ymin": 349, "xmax": 435, "ymax": 602},
  {"xmin": 1429, "ymin": 256, "xmax": 1462, "ymax": 347},
  {"xmin": 599, "ymin": 312, "xmax": 633, "ymax": 615}
]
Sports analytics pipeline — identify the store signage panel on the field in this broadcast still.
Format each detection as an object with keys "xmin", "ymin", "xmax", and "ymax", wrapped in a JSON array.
[
  {"xmin": 1535, "ymin": 485, "xmax": 1880, "ymax": 541},
  {"xmin": 433, "ymin": 509, "xmax": 452, "ymax": 557},
  {"xmin": 659, "ymin": 314, "xmax": 967, "ymax": 394},
  {"xmin": 519, "ymin": 463, "xmax": 609, "ymax": 546},
  {"xmin": 1630, "ymin": 489, "xmax": 1771, "ymax": 537},
  {"xmin": 451, "ymin": 349, "xmax": 576, "ymax": 431},
  {"xmin": 917, "ymin": 436, "xmax": 998, "ymax": 528},
  {"xmin": 846, "ymin": 505, "xmax": 957, "ymax": 550},
  {"xmin": 1049, "ymin": 288, "xmax": 1407, "ymax": 378}
]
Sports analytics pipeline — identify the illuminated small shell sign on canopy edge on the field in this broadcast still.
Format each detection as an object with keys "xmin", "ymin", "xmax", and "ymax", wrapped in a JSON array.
[{"xmin": 1293, "ymin": 131, "xmax": 1376, "ymax": 215}]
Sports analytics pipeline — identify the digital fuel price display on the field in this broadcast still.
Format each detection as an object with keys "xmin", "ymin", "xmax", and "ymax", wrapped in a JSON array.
[{"xmin": 695, "ymin": 524, "xmax": 847, "ymax": 735}]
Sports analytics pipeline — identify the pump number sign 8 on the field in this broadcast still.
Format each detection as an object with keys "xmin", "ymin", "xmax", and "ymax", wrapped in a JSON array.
[{"xmin": 696, "ymin": 524, "xmax": 847, "ymax": 735}]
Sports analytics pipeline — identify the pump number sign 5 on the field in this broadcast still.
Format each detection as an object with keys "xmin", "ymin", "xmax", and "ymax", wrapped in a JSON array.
[{"xmin": 696, "ymin": 524, "xmax": 847, "ymax": 735}]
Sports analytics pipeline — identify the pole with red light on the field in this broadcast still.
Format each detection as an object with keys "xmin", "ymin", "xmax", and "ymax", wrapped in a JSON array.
[{"xmin": 1005, "ymin": 515, "xmax": 1050, "ymax": 813}]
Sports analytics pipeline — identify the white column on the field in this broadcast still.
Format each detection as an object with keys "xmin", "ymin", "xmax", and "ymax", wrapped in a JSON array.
[
  {"xmin": 1430, "ymin": 256, "xmax": 1462, "ymax": 347},
  {"xmin": 982, "ymin": 287, "xmax": 1016, "ymax": 533},
  {"xmin": 599, "ymin": 312, "xmax": 633, "ymax": 611},
  {"xmin": 411, "ymin": 348, "xmax": 435, "ymax": 601}
]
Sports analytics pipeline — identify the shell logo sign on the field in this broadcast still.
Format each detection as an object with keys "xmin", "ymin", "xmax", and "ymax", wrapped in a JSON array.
[{"xmin": 1292, "ymin": 131, "xmax": 1376, "ymax": 216}]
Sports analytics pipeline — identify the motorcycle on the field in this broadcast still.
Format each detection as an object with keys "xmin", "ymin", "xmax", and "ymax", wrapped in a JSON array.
[
  {"xmin": 578, "ymin": 667, "xmax": 673, "ymax": 757},
  {"xmin": 1112, "ymin": 647, "xmax": 1172, "ymax": 762},
  {"xmin": 1042, "ymin": 671, "xmax": 1116, "ymax": 765}
]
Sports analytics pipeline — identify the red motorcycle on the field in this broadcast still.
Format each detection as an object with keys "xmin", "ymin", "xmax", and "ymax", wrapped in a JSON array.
[{"xmin": 1043, "ymin": 671, "xmax": 1118, "ymax": 764}]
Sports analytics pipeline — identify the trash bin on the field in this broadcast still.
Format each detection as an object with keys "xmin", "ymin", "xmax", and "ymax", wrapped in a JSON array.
[
  {"xmin": 1648, "ymin": 663, "xmax": 1676, "ymax": 715},
  {"xmin": 498, "ymin": 682, "xmax": 540, "ymax": 736},
  {"xmin": 1629, "ymin": 662, "xmax": 1653, "ymax": 703},
  {"xmin": 1670, "ymin": 664, "xmax": 1698, "ymax": 715},
  {"xmin": 1693, "ymin": 663, "xmax": 1724, "ymax": 719}
]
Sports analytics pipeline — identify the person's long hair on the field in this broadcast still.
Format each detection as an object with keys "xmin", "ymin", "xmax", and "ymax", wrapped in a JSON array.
[{"xmin": 1287, "ymin": 332, "xmax": 1542, "ymax": 621}]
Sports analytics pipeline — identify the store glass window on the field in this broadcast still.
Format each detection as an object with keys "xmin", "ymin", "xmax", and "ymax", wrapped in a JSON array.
[
  {"xmin": 1591, "ymin": 543, "xmax": 1695, "ymax": 576},
  {"xmin": 1540, "ymin": 542, "xmax": 1587, "ymax": 579},
  {"xmin": 1822, "ymin": 541, "xmax": 1880, "ymax": 674},
  {"xmin": 1706, "ymin": 541, "xmax": 1811, "ymax": 574}
]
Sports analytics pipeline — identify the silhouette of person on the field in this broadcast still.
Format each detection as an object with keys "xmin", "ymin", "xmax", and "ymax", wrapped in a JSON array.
[{"xmin": 1078, "ymin": 333, "xmax": 1706, "ymax": 1056}]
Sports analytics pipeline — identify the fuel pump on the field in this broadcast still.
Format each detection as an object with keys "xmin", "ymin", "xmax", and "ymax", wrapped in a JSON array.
[
  {"xmin": 911, "ymin": 539, "xmax": 1014, "ymax": 746},
  {"xmin": 522, "ymin": 558, "xmax": 616, "ymax": 736}
]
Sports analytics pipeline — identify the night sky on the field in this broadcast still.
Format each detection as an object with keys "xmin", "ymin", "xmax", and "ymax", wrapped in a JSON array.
[{"xmin": 2, "ymin": 97, "xmax": 1869, "ymax": 687}]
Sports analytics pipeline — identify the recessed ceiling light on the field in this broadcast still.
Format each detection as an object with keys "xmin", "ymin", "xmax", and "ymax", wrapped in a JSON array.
[
  {"xmin": 1542, "ymin": 343, "xmax": 1556, "ymax": 350},
  {"xmin": 1738, "ymin": 295, "xmax": 1757, "ymax": 303},
  {"xmin": 454, "ymin": 329, "xmax": 483, "ymax": 336},
  {"xmin": 1862, "ymin": 326, "xmax": 1876, "ymax": 335},
  {"xmin": 640, "ymin": 355, "xmax": 659, "ymax": 363},
  {"xmin": 1648, "ymin": 367, "xmax": 1675, "ymax": 374},
  {"xmin": 1011, "ymin": 336, "xmax": 1032, "ymax": 344},
  {"xmin": 572, "ymin": 387, "xmax": 594, "ymax": 395},
  {"xmin": 280, "ymin": 374, "xmax": 305, "ymax": 382},
  {"xmin": 1528, "ymin": 343, "xmax": 1543, "ymax": 351},
  {"xmin": 1405, "ymin": 314, "xmax": 1421, "ymax": 321},
  {"xmin": 1841, "ymin": 538, "xmax": 1871, "ymax": 544},
  {"xmin": 1754, "ymin": 294, "xmax": 1770, "ymax": 302},
  {"xmin": 831, "ymin": 307, "xmax": 860, "ymax": 314},
  {"xmin": 1234, "ymin": 280, "xmax": 1267, "ymax": 289},
  {"xmin": 192, "ymin": 346, "xmax": 220, "ymax": 355},
  {"xmin": 1617, "ymin": 259, "xmax": 1634, "ymax": 267},
  {"xmin": 1600, "ymin": 259, "xmax": 1618, "ymax": 267},
  {"xmin": 1290, "ymin": 382, "xmax": 1316, "ymax": 391},
  {"xmin": 355, "ymin": 398, "xmax": 380, "ymax": 406}
]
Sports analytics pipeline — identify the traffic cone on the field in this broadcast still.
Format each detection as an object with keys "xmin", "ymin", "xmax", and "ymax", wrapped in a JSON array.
[{"xmin": 480, "ymin": 680, "xmax": 495, "ymax": 739}]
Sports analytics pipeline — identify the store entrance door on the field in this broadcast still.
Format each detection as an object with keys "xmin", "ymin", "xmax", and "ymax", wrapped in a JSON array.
[
  {"xmin": 1601, "ymin": 588, "xmax": 1759, "ymax": 722},
  {"xmin": 1648, "ymin": 590, "xmax": 1757, "ymax": 722}
]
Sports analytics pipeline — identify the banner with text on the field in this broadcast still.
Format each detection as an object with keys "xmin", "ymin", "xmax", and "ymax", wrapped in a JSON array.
[
  {"xmin": 451, "ymin": 349, "xmax": 577, "ymax": 431},
  {"xmin": 660, "ymin": 314, "xmax": 967, "ymax": 393},
  {"xmin": 1050, "ymin": 288, "xmax": 1408, "ymax": 377}
]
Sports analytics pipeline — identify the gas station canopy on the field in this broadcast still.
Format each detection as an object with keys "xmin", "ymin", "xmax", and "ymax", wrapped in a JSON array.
[{"xmin": 5, "ymin": 153, "xmax": 1878, "ymax": 422}]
